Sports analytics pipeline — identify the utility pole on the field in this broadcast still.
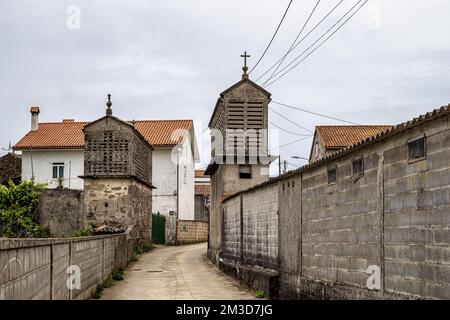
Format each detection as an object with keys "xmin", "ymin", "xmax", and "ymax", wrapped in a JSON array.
[
  {"xmin": 278, "ymin": 155, "xmax": 281, "ymax": 176},
  {"xmin": 283, "ymin": 160, "xmax": 287, "ymax": 174}
]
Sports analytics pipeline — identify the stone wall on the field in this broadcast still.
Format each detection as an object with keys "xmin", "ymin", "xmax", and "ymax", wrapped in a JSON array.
[
  {"xmin": 278, "ymin": 113, "xmax": 450, "ymax": 300},
  {"xmin": 221, "ymin": 182, "xmax": 278, "ymax": 270},
  {"xmin": 0, "ymin": 153, "xmax": 21, "ymax": 185},
  {"xmin": 84, "ymin": 178, "xmax": 152, "ymax": 241},
  {"xmin": 0, "ymin": 233, "xmax": 133, "ymax": 300},
  {"xmin": 176, "ymin": 220, "xmax": 208, "ymax": 244},
  {"xmin": 38, "ymin": 189, "xmax": 85, "ymax": 237}
]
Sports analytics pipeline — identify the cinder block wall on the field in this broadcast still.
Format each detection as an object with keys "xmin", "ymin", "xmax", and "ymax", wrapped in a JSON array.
[
  {"xmin": 279, "ymin": 114, "xmax": 450, "ymax": 300},
  {"xmin": 0, "ymin": 234, "xmax": 132, "ymax": 300},
  {"xmin": 176, "ymin": 220, "xmax": 208, "ymax": 244},
  {"xmin": 221, "ymin": 182, "xmax": 279, "ymax": 270}
]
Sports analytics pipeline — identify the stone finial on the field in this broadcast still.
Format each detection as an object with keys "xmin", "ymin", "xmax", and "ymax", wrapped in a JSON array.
[{"xmin": 106, "ymin": 94, "xmax": 112, "ymax": 116}]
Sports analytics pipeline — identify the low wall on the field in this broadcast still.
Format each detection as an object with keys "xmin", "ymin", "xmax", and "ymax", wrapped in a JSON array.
[
  {"xmin": 0, "ymin": 233, "xmax": 133, "ymax": 300},
  {"xmin": 38, "ymin": 189, "xmax": 85, "ymax": 237},
  {"xmin": 221, "ymin": 182, "xmax": 279, "ymax": 270},
  {"xmin": 176, "ymin": 220, "xmax": 208, "ymax": 244}
]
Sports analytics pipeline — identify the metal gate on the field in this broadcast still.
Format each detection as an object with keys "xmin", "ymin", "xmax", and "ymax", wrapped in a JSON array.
[{"xmin": 152, "ymin": 212, "xmax": 166, "ymax": 244}]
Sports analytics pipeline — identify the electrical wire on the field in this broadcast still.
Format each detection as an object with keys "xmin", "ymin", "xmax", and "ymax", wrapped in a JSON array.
[
  {"xmin": 249, "ymin": 0, "xmax": 293, "ymax": 74},
  {"xmin": 269, "ymin": 120, "xmax": 312, "ymax": 136},
  {"xmin": 269, "ymin": 107, "xmax": 314, "ymax": 133},
  {"xmin": 272, "ymin": 101, "xmax": 359, "ymax": 124},
  {"xmin": 265, "ymin": 0, "xmax": 369, "ymax": 87},
  {"xmin": 265, "ymin": 0, "xmax": 322, "ymax": 85},
  {"xmin": 255, "ymin": 0, "xmax": 344, "ymax": 83}
]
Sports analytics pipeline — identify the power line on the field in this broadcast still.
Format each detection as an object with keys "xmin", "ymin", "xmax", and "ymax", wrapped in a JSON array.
[
  {"xmin": 255, "ymin": 0, "xmax": 344, "ymax": 83},
  {"xmin": 249, "ymin": 0, "xmax": 293, "ymax": 75},
  {"xmin": 272, "ymin": 101, "xmax": 360, "ymax": 124},
  {"xmin": 270, "ymin": 135, "xmax": 313, "ymax": 151},
  {"xmin": 265, "ymin": 0, "xmax": 369, "ymax": 87},
  {"xmin": 265, "ymin": 0, "xmax": 322, "ymax": 85},
  {"xmin": 269, "ymin": 107, "xmax": 314, "ymax": 134},
  {"xmin": 269, "ymin": 120, "xmax": 312, "ymax": 136}
]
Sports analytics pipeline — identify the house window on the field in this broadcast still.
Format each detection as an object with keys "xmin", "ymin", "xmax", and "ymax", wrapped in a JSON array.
[
  {"xmin": 239, "ymin": 165, "xmax": 252, "ymax": 179},
  {"xmin": 352, "ymin": 158, "xmax": 364, "ymax": 176},
  {"xmin": 327, "ymin": 166, "xmax": 337, "ymax": 184},
  {"xmin": 52, "ymin": 163, "xmax": 64, "ymax": 179},
  {"xmin": 408, "ymin": 137, "xmax": 426, "ymax": 161}
]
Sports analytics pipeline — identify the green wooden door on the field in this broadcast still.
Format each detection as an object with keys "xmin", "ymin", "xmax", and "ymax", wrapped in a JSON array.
[{"xmin": 152, "ymin": 213, "xmax": 165, "ymax": 244}]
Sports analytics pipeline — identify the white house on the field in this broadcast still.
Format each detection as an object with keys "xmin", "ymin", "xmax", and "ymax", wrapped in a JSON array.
[{"xmin": 14, "ymin": 107, "xmax": 200, "ymax": 221}]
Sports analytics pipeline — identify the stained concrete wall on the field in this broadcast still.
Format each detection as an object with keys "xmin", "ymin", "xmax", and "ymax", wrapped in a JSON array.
[
  {"xmin": 176, "ymin": 220, "xmax": 208, "ymax": 244},
  {"xmin": 279, "ymin": 114, "xmax": 450, "ymax": 300},
  {"xmin": 38, "ymin": 189, "xmax": 85, "ymax": 237},
  {"xmin": 0, "ymin": 233, "xmax": 132, "ymax": 300},
  {"xmin": 208, "ymin": 164, "xmax": 270, "ymax": 263},
  {"xmin": 221, "ymin": 182, "xmax": 278, "ymax": 270}
]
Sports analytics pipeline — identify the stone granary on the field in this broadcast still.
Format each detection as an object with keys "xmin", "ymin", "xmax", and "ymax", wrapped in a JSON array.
[
  {"xmin": 205, "ymin": 63, "xmax": 274, "ymax": 263},
  {"xmin": 82, "ymin": 95, "xmax": 155, "ymax": 241}
]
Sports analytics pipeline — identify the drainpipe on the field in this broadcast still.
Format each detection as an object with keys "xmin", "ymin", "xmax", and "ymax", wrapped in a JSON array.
[{"xmin": 175, "ymin": 149, "xmax": 180, "ymax": 245}]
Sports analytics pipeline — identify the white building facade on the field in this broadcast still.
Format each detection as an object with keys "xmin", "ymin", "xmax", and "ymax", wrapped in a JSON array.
[{"xmin": 15, "ymin": 108, "xmax": 199, "ymax": 221}]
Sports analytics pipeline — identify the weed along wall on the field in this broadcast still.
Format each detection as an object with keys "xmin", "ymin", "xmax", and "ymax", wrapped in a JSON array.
[{"xmin": 0, "ymin": 233, "xmax": 133, "ymax": 300}]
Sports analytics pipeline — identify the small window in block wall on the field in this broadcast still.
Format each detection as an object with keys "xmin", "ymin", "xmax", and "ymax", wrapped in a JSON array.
[
  {"xmin": 408, "ymin": 137, "xmax": 426, "ymax": 162},
  {"xmin": 352, "ymin": 158, "xmax": 364, "ymax": 176},
  {"xmin": 239, "ymin": 165, "xmax": 252, "ymax": 179},
  {"xmin": 327, "ymin": 166, "xmax": 337, "ymax": 184}
]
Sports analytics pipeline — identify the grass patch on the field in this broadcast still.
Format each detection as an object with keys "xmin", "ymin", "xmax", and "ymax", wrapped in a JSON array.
[
  {"xmin": 112, "ymin": 268, "xmax": 124, "ymax": 281},
  {"xmin": 255, "ymin": 290, "xmax": 266, "ymax": 299},
  {"xmin": 90, "ymin": 268, "xmax": 124, "ymax": 299},
  {"xmin": 131, "ymin": 241, "xmax": 155, "ymax": 261}
]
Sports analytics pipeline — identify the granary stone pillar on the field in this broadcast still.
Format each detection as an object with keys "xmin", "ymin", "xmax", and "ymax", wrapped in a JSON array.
[{"xmin": 81, "ymin": 94, "xmax": 155, "ymax": 241}]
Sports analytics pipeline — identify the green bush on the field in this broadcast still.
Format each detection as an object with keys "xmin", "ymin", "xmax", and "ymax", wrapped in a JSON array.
[
  {"xmin": 70, "ymin": 226, "xmax": 93, "ymax": 237},
  {"xmin": 0, "ymin": 180, "xmax": 49, "ymax": 238},
  {"xmin": 255, "ymin": 290, "xmax": 266, "ymax": 299}
]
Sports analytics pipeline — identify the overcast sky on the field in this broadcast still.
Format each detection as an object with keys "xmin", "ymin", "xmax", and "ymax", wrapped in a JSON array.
[{"xmin": 1, "ymin": 0, "xmax": 449, "ymax": 173}]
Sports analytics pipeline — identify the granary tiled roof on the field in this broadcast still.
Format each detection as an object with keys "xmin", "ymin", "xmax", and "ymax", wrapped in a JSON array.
[
  {"xmin": 195, "ymin": 170, "xmax": 209, "ymax": 178},
  {"xmin": 14, "ymin": 120, "xmax": 193, "ymax": 150},
  {"xmin": 316, "ymin": 125, "xmax": 393, "ymax": 149},
  {"xmin": 195, "ymin": 184, "xmax": 210, "ymax": 196}
]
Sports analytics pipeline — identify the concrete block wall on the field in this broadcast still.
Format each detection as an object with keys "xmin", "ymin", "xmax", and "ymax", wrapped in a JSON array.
[
  {"xmin": 383, "ymin": 123, "xmax": 450, "ymax": 298},
  {"xmin": 0, "ymin": 233, "xmax": 131, "ymax": 300},
  {"xmin": 176, "ymin": 220, "xmax": 208, "ymax": 244},
  {"xmin": 222, "ymin": 196, "xmax": 241, "ymax": 261},
  {"xmin": 242, "ymin": 184, "xmax": 278, "ymax": 269},
  {"xmin": 278, "ymin": 114, "xmax": 450, "ymax": 300},
  {"xmin": 221, "ymin": 182, "xmax": 278, "ymax": 270}
]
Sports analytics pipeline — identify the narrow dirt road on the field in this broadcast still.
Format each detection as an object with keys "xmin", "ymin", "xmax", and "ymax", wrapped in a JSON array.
[{"xmin": 101, "ymin": 242, "xmax": 255, "ymax": 300}]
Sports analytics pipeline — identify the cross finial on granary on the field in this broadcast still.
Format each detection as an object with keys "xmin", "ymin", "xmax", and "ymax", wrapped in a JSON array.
[
  {"xmin": 241, "ymin": 51, "xmax": 250, "ymax": 79},
  {"xmin": 106, "ymin": 93, "xmax": 112, "ymax": 116}
]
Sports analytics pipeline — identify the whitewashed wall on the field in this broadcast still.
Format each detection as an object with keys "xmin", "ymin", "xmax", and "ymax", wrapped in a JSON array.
[{"xmin": 21, "ymin": 150, "xmax": 84, "ymax": 190}]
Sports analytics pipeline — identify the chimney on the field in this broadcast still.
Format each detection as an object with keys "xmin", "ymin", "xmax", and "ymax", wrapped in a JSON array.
[{"xmin": 30, "ymin": 106, "xmax": 40, "ymax": 131}]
